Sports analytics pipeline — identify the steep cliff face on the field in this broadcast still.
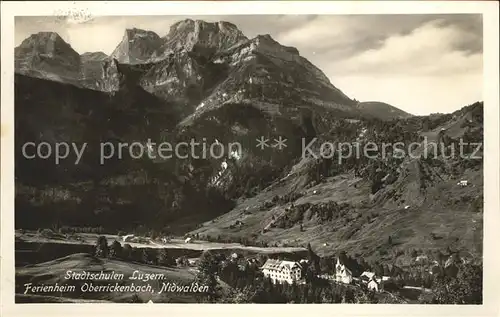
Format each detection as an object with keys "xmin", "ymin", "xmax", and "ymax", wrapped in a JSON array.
[
  {"xmin": 161, "ymin": 19, "xmax": 248, "ymax": 53},
  {"xmin": 110, "ymin": 28, "xmax": 164, "ymax": 64},
  {"xmin": 134, "ymin": 23, "xmax": 357, "ymax": 123},
  {"xmin": 15, "ymin": 32, "xmax": 82, "ymax": 85},
  {"xmin": 15, "ymin": 20, "xmax": 360, "ymax": 120},
  {"xmin": 179, "ymin": 33, "xmax": 357, "ymax": 120},
  {"xmin": 80, "ymin": 52, "xmax": 110, "ymax": 90}
]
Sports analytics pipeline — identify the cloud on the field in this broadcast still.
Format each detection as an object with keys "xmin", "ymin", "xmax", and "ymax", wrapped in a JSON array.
[
  {"xmin": 274, "ymin": 14, "xmax": 483, "ymax": 114},
  {"xmin": 330, "ymin": 19, "xmax": 482, "ymax": 76}
]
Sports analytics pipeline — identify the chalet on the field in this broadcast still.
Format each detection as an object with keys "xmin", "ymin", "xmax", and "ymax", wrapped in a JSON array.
[
  {"xmin": 335, "ymin": 258, "xmax": 353, "ymax": 284},
  {"xmin": 360, "ymin": 271, "xmax": 376, "ymax": 284},
  {"xmin": 185, "ymin": 237, "xmax": 192, "ymax": 244},
  {"xmin": 234, "ymin": 220, "xmax": 244, "ymax": 226},
  {"xmin": 457, "ymin": 180, "xmax": 468, "ymax": 187},
  {"xmin": 261, "ymin": 259, "xmax": 302, "ymax": 284},
  {"xmin": 367, "ymin": 279, "xmax": 379, "ymax": 292}
]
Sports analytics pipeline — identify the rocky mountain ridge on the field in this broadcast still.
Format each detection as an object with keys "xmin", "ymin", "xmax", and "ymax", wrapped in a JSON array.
[{"xmin": 15, "ymin": 19, "xmax": 406, "ymax": 122}]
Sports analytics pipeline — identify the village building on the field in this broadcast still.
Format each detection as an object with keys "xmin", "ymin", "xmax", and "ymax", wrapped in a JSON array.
[
  {"xmin": 381, "ymin": 276, "xmax": 391, "ymax": 282},
  {"xmin": 367, "ymin": 279, "xmax": 380, "ymax": 292},
  {"xmin": 185, "ymin": 237, "xmax": 192, "ymax": 243},
  {"xmin": 261, "ymin": 259, "xmax": 302, "ymax": 284},
  {"xmin": 360, "ymin": 271, "xmax": 376, "ymax": 284},
  {"xmin": 335, "ymin": 258, "xmax": 353, "ymax": 284}
]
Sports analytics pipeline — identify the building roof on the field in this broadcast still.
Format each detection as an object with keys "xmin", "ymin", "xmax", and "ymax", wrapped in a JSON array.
[
  {"xmin": 368, "ymin": 279, "xmax": 379, "ymax": 286},
  {"xmin": 261, "ymin": 259, "xmax": 301, "ymax": 271},
  {"xmin": 361, "ymin": 271, "xmax": 376, "ymax": 280},
  {"xmin": 336, "ymin": 258, "xmax": 353, "ymax": 276}
]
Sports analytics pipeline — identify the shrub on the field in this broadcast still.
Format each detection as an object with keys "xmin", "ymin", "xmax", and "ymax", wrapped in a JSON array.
[{"xmin": 94, "ymin": 236, "xmax": 109, "ymax": 258}]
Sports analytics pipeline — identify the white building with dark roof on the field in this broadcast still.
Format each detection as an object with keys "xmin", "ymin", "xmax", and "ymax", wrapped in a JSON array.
[
  {"xmin": 335, "ymin": 258, "xmax": 353, "ymax": 284},
  {"xmin": 360, "ymin": 271, "xmax": 376, "ymax": 283},
  {"xmin": 368, "ymin": 279, "xmax": 379, "ymax": 292},
  {"xmin": 261, "ymin": 259, "xmax": 302, "ymax": 284}
]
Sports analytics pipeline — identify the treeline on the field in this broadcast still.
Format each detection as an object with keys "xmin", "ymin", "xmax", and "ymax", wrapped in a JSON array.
[{"xmin": 93, "ymin": 236, "xmax": 177, "ymax": 267}]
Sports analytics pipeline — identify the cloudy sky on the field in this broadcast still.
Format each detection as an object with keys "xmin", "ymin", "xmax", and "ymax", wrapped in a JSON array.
[{"xmin": 15, "ymin": 14, "xmax": 482, "ymax": 115}]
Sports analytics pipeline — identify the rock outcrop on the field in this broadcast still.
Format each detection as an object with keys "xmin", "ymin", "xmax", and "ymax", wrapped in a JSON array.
[
  {"xmin": 15, "ymin": 32, "xmax": 82, "ymax": 85},
  {"xmin": 110, "ymin": 28, "xmax": 164, "ymax": 64}
]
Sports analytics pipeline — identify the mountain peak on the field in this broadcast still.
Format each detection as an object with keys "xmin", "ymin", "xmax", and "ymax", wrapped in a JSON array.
[
  {"xmin": 252, "ymin": 34, "xmax": 299, "ymax": 55},
  {"xmin": 16, "ymin": 32, "xmax": 73, "ymax": 53},
  {"xmin": 124, "ymin": 28, "xmax": 161, "ymax": 40},
  {"xmin": 29, "ymin": 31, "xmax": 64, "ymax": 41},
  {"xmin": 15, "ymin": 31, "xmax": 81, "ymax": 71},
  {"xmin": 110, "ymin": 28, "xmax": 163, "ymax": 64},
  {"xmin": 356, "ymin": 101, "xmax": 413, "ymax": 121},
  {"xmin": 163, "ymin": 19, "xmax": 248, "ymax": 53},
  {"xmin": 81, "ymin": 51, "xmax": 109, "ymax": 62}
]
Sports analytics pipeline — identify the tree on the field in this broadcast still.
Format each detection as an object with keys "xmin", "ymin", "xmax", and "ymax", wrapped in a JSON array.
[
  {"xmin": 410, "ymin": 249, "xmax": 418, "ymax": 258},
  {"xmin": 122, "ymin": 243, "xmax": 133, "ymax": 260},
  {"xmin": 307, "ymin": 243, "xmax": 321, "ymax": 274},
  {"xmin": 157, "ymin": 248, "xmax": 175, "ymax": 267},
  {"xmin": 196, "ymin": 251, "xmax": 222, "ymax": 302},
  {"xmin": 141, "ymin": 249, "xmax": 151, "ymax": 264},
  {"xmin": 109, "ymin": 240, "xmax": 123, "ymax": 258},
  {"xmin": 338, "ymin": 251, "xmax": 348, "ymax": 265},
  {"xmin": 95, "ymin": 236, "xmax": 109, "ymax": 258},
  {"xmin": 427, "ymin": 263, "xmax": 482, "ymax": 304}
]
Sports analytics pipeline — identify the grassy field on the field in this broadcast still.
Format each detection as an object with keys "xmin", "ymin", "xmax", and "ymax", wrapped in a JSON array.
[{"xmin": 16, "ymin": 230, "xmax": 305, "ymax": 252}]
